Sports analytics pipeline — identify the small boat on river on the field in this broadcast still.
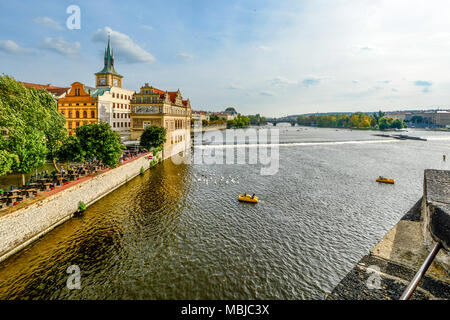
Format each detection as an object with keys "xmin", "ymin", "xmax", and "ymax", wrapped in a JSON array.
[
  {"xmin": 238, "ymin": 194, "xmax": 258, "ymax": 203},
  {"xmin": 376, "ymin": 176, "xmax": 395, "ymax": 184}
]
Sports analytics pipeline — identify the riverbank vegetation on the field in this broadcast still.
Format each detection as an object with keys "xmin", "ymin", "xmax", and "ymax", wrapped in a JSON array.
[
  {"xmin": 0, "ymin": 75, "xmax": 68, "ymax": 184},
  {"xmin": 227, "ymin": 115, "xmax": 251, "ymax": 128},
  {"xmin": 247, "ymin": 114, "xmax": 267, "ymax": 126},
  {"xmin": 296, "ymin": 111, "xmax": 407, "ymax": 130},
  {"xmin": 140, "ymin": 125, "xmax": 166, "ymax": 151},
  {"xmin": 57, "ymin": 122, "xmax": 124, "ymax": 167},
  {"xmin": 0, "ymin": 75, "xmax": 125, "ymax": 184}
]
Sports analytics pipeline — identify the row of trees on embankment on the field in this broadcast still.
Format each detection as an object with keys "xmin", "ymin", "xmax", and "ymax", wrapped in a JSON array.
[
  {"xmin": 226, "ymin": 114, "xmax": 267, "ymax": 128},
  {"xmin": 199, "ymin": 114, "xmax": 267, "ymax": 129},
  {"xmin": 0, "ymin": 75, "xmax": 166, "ymax": 185},
  {"xmin": 296, "ymin": 111, "xmax": 407, "ymax": 130}
]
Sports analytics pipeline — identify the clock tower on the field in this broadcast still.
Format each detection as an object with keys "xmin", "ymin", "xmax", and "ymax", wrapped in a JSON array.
[{"xmin": 95, "ymin": 35, "xmax": 123, "ymax": 88}]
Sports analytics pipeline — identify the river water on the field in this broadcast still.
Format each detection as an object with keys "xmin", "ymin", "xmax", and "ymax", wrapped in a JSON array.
[{"xmin": 0, "ymin": 126, "xmax": 449, "ymax": 299}]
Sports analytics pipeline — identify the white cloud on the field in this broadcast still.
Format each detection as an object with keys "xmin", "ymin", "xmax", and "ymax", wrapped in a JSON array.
[
  {"xmin": 141, "ymin": 25, "xmax": 154, "ymax": 31},
  {"xmin": 302, "ymin": 76, "xmax": 329, "ymax": 87},
  {"xmin": 257, "ymin": 45, "xmax": 272, "ymax": 52},
  {"xmin": 32, "ymin": 16, "xmax": 63, "ymax": 30},
  {"xmin": 91, "ymin": 26, "xmax": 155, "ymax": 63},
  {"xmin": 38, "ymin": 37, "xmax": 80, "ymax": 57},
  {"xmin": 270, "ymin": 76, "xmax": 298, "ymax": 87},
  {"xmin": 0, "ymin": 40, "xmax": 33, "ymax": 54},
  {"xmin": 227, "ymin": 83, "xmax": 243, "ymax": 90},
  {"xmin": 260, "ymin": 91, "xmax": 275, "ymax": 96},
  {"xmin": 176, "ymin": 52, "xmax": 194, "ymax": 60}
]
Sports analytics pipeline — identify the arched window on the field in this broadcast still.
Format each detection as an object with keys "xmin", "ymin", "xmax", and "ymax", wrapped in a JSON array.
[
  {"xmin": 91, "ymin": 111, "xmax": 95, "ymax": 118},
  {"xmin": 69, "ymin": 111, "xmax": 72, "ymax": 118},
  {"xmin": 83, "ymin": 111, "xmax": 87, "ymax": 118},
  {"xmin": 76, "ymin": 111, "xmax": 80, "ymax": 118}
]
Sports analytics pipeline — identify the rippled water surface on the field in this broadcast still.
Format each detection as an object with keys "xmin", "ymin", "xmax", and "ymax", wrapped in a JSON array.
[{"xmin": 0, "ymin": 127, "xmax": 449, "ymax": 299}]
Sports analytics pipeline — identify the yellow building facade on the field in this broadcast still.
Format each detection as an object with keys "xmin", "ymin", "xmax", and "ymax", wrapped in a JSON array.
[{"xmin": 57, "ymin": 82, "xmax": 98, "ymax": 135}]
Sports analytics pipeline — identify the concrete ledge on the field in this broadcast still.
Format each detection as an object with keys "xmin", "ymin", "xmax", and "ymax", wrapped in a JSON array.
[{"xmin": 422, "ymin": 170, "xmax": 450, "ymax": 269}]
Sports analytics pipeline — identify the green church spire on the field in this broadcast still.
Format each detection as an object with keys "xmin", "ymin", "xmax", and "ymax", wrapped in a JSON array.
[{"xmin": 95, "ymin": 33, "xmax": 121, "ymax": 77}]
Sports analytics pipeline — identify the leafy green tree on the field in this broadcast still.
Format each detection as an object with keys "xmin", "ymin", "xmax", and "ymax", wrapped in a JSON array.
[
  {"xmin": 57, "ymin": 135, "xmax": 86, "ymax": 164},
  {"xmin": 378, "ymin": 117, "xmax": 390, "ymax": 130},
  {"xmin": 140, "ymin": 125, "xmax": 167, "ymax": 151},
  {"xmin": 57, "ymin": 123, "xmax": 124, "ymax": 167},
  {"xmin": 33, "ymin": 88, "xmax": 68, "ymax": 172},
  {"xmin": 0, "ymin": 75, "xmax": 52, "ymax": 184},
  {"xmin": 372, "ymin": 111, "xmax": 385, "ymax": 125},
  {"xmin": 0, "ymin": 150, "xmax": 17, "ymax": 176},
  {"xmin": 391, "ymin": 118, "xmax": 405, "ymax": 129}
]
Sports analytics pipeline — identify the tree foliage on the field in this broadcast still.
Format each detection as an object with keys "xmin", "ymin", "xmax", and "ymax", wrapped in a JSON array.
[
  {"xmin": 227, "ymin": 115, "xmax": 251, "ymax": 128},
  {"xmin": 296, "ymin": 110, "xmax": 406, "ymax": 130},
  {"xmin": 140, "ymin": 125, "xmax": 167, "ymax": 151},
  {"xmin": 0, "ymin": 74, "xmax": 67, "ymax": 182},
  {"xmin": 58, "ymin": 122, "xmax": 124, "ymax": 167},
  {"xmin": 247, "ymin": 114, "xmax": 267, "ymax": 125}
]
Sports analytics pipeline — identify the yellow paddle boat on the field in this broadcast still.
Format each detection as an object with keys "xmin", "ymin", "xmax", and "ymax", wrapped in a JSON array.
[
  {"xmin": 238, "ymin": 194, "xmax": 258, "ymax": 203},
  {"xmin": 376, "ymin": 176, "xmax": 395, "ymax": 184}
]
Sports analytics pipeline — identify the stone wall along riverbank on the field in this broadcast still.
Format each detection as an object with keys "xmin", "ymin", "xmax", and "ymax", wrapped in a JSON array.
[{"xmin": 0, "ymin": 154, "xmax": 151, "ymax": 263}]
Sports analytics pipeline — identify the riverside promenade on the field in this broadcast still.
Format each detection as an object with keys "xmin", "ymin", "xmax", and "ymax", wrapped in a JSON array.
[{"xmin": 329, "ymin": 169, "xmax": 450, "ymax": 300}]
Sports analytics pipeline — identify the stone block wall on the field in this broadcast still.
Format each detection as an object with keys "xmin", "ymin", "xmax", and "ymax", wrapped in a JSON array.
[{"xmin": 0, "ymin": 155, "xmax": 150, "ymax": 263}]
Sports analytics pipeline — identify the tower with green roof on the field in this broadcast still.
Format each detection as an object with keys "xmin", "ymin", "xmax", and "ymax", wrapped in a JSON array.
[{"xmin": 95, "ymin": 34, "xmax": 123, "ymax": 88}]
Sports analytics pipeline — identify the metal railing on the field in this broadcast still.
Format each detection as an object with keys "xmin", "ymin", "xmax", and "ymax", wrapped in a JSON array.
[{"xmin": 400, "ymin": 242, "xmax": 442, "ymax": 300}]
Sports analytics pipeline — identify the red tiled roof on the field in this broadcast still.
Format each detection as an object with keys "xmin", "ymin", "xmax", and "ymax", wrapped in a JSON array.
[
  {"xmin": 21, "ymin": 82, "xmax": 69, "ymax": 96},
  {"xmin": 152, "ymin": 88, "xmax": 165, "ymax": 94},
  {"xmin": 167, "ymin": 91, "xmax": 177, "ymax": 103}
]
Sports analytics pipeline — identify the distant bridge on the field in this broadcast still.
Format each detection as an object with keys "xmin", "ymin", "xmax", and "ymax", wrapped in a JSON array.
[{"xmin": 266, "ymin": 118, "xmax": 297, "ymax": 126}]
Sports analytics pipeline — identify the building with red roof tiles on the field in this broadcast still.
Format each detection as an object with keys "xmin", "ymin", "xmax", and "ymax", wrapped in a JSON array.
[
  {"xmin": 130, "ymin": 82, "xmax": 191, "ymax": 160},
  {"xmin": 20, "ymin": 82, "xmax": 70, "ymax": 98}
]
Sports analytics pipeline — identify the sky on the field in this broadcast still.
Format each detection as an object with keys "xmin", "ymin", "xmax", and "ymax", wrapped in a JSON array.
[{"xmin": 1, "ymin": 0, "xmax": 450, "ymax": 117}]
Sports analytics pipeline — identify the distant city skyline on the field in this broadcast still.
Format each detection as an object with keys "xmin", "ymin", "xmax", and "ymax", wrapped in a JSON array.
[{"xmin": 1, "ymin": 0, "xmax": 450, "ymax": 116}]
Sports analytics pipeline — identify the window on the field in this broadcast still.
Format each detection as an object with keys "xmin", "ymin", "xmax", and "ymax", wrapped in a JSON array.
[
  {"xmin": 113, "ymin": 103, "xmax": 115, "ymax": 108},
  {"xmin": 113, "ymin": 113, "xmax": 116, "ymax": 118},
  {"xmin": 76, "ymin": 111, "xmax": 80, "ymax": 118},
  {"xmin": 69, "ymin": 111, "xmax": 72, "ymax": 118},
  {"xmin": 91, "ymin": 111, "xmax": 95, "ymax": 118},
  {"xmin": 69, "ymin": 122, "xmax": 72, "ymax": 129},
  {"xmin": 113, "ymin": 122, "xmax": 116, "ymax": 128},
  {"xmin": 112, "ymin": 93, "xmax": 115, "ymax": 98},
  {"xmin": 83, "ymin": 111, "xmax": 87, "ymax": 118},
  {"xmin": 76, "ymin": 122, "xmax": 80, "ymax": 127}
]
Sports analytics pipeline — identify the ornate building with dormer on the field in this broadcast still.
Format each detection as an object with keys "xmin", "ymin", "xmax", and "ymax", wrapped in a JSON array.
[{"xmin": 130, "ymin": 83, "xmax": 191, "ymax": 159}]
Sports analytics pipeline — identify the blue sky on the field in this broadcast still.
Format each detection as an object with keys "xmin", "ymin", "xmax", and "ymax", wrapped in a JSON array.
[{"xmin": 1, "ymin": 0, "xmax": 450, "ymax": 116}]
